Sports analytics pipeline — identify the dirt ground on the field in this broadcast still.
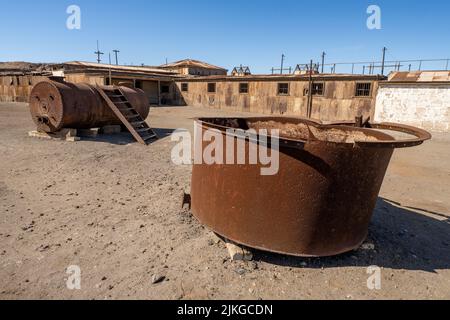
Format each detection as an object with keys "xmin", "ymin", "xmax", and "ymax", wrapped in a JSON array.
[{"xmin": 0, "ymin": 102, "xmax": 449, "ymax": 300}]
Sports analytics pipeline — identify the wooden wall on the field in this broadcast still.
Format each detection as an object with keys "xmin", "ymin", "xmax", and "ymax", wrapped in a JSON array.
[
  {"xmin": 64, "ymin": 73, "xmax": 105, "ymax": 85},
  {"xmin": 174, "ymin": 79, "xmax": 379, "ymax": 121},
  {"xmin": 0, "ymin": 75, "xmax": 49, "ymax": 102}
]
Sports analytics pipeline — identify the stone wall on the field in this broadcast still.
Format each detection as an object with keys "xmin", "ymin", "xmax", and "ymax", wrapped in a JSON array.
[{"xmin": 375, "ymin": 84, "xmax": 450, "ymax": 132}]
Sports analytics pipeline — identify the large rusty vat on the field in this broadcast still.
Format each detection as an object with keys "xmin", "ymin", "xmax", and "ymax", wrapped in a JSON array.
[
  {"xmin": 29, "ymin": 80, "xmax": 150, "ymax": 132},
  {"xmin": 191, "ymin": 117, "xmax": 431, "ymax": 257}
]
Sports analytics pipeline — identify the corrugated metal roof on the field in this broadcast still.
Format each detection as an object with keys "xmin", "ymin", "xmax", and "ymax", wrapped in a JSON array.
[
  {"xmin": 64, "ymin": 61, "xmax": 176, "ymax": 75},
  {"xmin": 388, "ymin": 71, "xmax": 450, "ymax": 82},
  {"xmin": 160, "ymin": 59, "xmax": 227, "ymax": 71}
]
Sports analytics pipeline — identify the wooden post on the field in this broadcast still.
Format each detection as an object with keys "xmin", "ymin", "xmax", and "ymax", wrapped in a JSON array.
[
  {"xmin": 307, "ymin": 60, "xmax": 313, "ymax": 118},
  {"xmin": 157, "ymin": 80, "xmax": 161, "ymax": 106}
]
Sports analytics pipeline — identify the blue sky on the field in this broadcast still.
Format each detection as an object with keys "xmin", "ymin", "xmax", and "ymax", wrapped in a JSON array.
[{"xmin": 0, "ymin": 0, "xmax": 449, "ymax": 73}]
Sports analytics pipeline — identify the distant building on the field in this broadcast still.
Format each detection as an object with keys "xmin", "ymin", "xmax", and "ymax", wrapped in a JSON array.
[
  {"xmin": 231, "ymin": 66, "xmax": 251, "ymax": 76},
  {"xmin": 4, "ymin": 60, "xmax": 448, "ymax": 131},
  {"xmin": 0, "ymin": 62, "xmax": 59, "ymax": 102},
  {"xmin": 62, "ymin": 61, "xmax": 179, "ymax": 105},
  {"xmin": 293, "ymin": 63, "xmax": 320, "ymax": 75},
  {"xmin": 0, "ymin": 61, "xmax": 181, "ymax": 105},
  {"xmin": 159, "ymin": 59, "xmax": 228, "ymax": 76},
  {"xmin": 375, "ymin": 71, "xmax": 450, "ymax": 132}
]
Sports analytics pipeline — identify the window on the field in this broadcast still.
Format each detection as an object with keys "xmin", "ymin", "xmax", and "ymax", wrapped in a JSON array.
[
  {"xmin": 355, "ymin": 83, "xmax": 372, "ymax": 97},
  {"xmin": 161, "ymin": 85, "xmax": 170, "ymax": 93},
  {"xmin": 181, "ymin": 83, "xmax": 189, "ymax": 92},
  {"xmin": 239, "ymin": 83, "xmax": 249, "ymax": 94},
  {"xmin": 207, "ymin": 83, "xmax": 216, "ymax": 93},
  {"xmin": 277, "ymin": 83, "xmax": 289, "ymax": 95},
  {"xmin": 304, "ymin": 82, "xmax": 325, "ymax": 96},
  {"xmin": 135, "ymin": 80, "xmax": 142, "ymax": 89}
]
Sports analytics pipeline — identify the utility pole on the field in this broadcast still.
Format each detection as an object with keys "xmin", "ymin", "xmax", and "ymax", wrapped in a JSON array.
[
  {"xmin": 95, "ymin": 40, "xmax": 104, "ymax": 64},
  {"xmin": 307, "ymin": 59, "xmax": 314, "ymax": 118},
  {"xmin": 321, "ymin": 51, "xmax": 326, "ymax": 73},
  {"xmin": 381, "ymin": 46, "xmax": 387, "ymax": 75},
  {"xmin": 113, "ymin": 50, "xmax": 120, "ymax": 65},
  {"xmin": 280, "ymin": 54, "xmax": 285, "ymax": 75},
  {"xmin": 108, "ymin": 53, "xmax": 112, "ymax": 85}
]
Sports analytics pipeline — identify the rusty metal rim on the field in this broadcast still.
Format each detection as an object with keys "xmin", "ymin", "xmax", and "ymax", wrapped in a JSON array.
[
  {"xmin": 328, "ymin": 120, "xmax": 432, "ymax": 148},
  {"xmin": 195, "ymin": 117, "xmax": 431, "ymax": 149},
  {"xmin": 30, "ymin": 81, "xmax": 65, "ymax": 131}
]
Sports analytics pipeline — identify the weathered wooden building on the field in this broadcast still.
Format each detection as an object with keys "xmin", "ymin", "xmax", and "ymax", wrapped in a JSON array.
[
  {"xmin": 0, "ymin": 61, "xmax": 182, "ymax": 105},
  {"xmin": 63, "ymin": 61, "xmax": 180, "ymax": 105},
  {"xmin": 173, "ymin": 74, "xmax": 384, "ymax": 121},
  {"xmin": 1, "ymin": 60, "xmax": 389, "ymax": 123}
]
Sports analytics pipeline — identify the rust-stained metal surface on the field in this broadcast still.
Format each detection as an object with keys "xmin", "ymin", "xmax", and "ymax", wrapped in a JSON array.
[
  {"xmin": 191, "ymin": 117, "xmax": 431, "ymax": 257},
  {"xmin": 29, "ymin": 80, "xmax": 150, "ymax": 132}
]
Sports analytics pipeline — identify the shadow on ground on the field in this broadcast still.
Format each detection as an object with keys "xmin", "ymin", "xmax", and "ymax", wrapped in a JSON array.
[
  {"xmin": 81, "ymin": 128, "xmax": 175, "ymax": 145},
  {"xmin": 254, "ymin": 198, "xmax": 450, "ymax": 273}
]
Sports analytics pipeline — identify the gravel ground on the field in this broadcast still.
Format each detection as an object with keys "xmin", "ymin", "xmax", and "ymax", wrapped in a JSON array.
[{"xmin": 0, "ymin": 102, "xmax": 449, "ymax": 300}]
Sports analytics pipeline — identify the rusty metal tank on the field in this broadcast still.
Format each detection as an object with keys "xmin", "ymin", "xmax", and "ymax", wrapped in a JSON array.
[
  {"xmin": 191, "ymin": 117, "xmax": 431, "ymax": 257},
  {"xmin": 29, "ymin": 80, "xmax": 150, "ymax": 132}
]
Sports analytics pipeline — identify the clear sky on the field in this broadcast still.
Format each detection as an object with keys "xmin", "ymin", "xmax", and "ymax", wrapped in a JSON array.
[{"xmin": 0, "ymin": 0, "xmax": 449, "ymax": 73}]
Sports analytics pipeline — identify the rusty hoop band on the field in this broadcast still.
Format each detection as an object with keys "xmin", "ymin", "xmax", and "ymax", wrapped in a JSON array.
[{"xmin": 194, "ymin": 117, "xmax": 432, "ymax": 150}]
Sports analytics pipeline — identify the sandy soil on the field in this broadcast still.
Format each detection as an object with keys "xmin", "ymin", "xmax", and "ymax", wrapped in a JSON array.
[{"xmin": 0, "ymin": 102, "xmax": 449, "ymax": 300}]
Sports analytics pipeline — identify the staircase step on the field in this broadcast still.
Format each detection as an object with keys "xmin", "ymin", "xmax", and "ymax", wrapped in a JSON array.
[
  {"xmin": 131, "ymin": 121, "xmax": 145, "ymax": 127},
  {"xmin": 142, "ymin": 134, "xmax": 157, "ymax": 141},
  {"xmin": 119, "ymin": 107, "xmax": 136, "ymax": 112},
  {"xmin": 96, "ymin": 85, "xmax": 158, "ymax": 145},
  {"xmin": 127, "ymin": 114, "xmax": 141, "ymax": 120}
]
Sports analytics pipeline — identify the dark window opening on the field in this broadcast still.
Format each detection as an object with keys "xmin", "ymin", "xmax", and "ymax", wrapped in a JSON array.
[
  {"xmin": 304, "ymin": 82, "xmax": 325, "ymax": 96},
  {"xmin": 355, "ymin": 83, "xmax": 372, "ymax": 97},
  {"xmin": 239, "ymin": 83, "xmax": 249, "ymax": 94},
  {"xmin": 181, "ymin": 83, "xmax": 189, "ymax": 92},
  {"xmin": 105, "ymin": 77, "xmax": 111, "ymax": 85},
  {"xmin": 16, "ymin": 77, "xmax": 20, "ymax": 86},
  {"xmin": 207, "ymin": 83, "xmax": 216, "ymax": 93},
  {"xmin": 278, "ymin": 83, "xmax": 289, "ymax": 95},
  {"xmin": 161, "ymin": 85, "xmax": 170, "ymax": 93},
  {"xmin": 135, "ymin": 80, "xmax": 143, "ymax": 89}
]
